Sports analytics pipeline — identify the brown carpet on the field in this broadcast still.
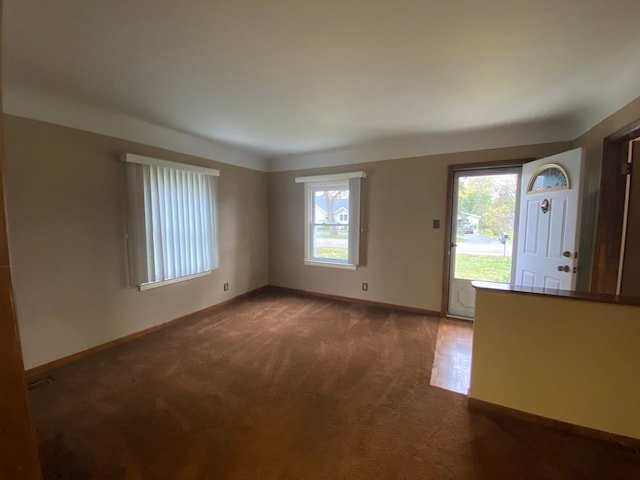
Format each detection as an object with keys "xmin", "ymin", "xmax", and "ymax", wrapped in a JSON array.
[{"xmin": 28, "ymin": 291, "xmax": 640, "ymax": 479}]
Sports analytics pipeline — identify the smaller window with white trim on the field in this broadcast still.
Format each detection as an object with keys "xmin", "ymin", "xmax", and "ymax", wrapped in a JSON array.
[{"xmin": 295, "ymin": 171, "xmax": 365, "ymax": 269}]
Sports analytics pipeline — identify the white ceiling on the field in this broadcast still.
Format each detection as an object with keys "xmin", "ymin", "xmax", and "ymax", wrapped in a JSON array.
[{"xmin": 4, "ymin": 0, "xmax": 640, "ymax": 171}]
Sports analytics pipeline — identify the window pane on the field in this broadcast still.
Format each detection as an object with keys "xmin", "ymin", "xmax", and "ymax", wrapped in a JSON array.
[
  {"xmin": 530, "ymin": 166, "xmax": 568, "ymax": 191},
  {"xmin": 147, "ymin": 166, "xmax": 216, "ymax": 282},
  {"xmin": 297, "ymin": 173, "xmax": 364, "ymax": 268},
  {"xmin": 312, "ymin": 188, "xmax": 349, "ymax": 224},
  {"xmin": 130, "ymin": 163, "xmax": 217, "ymax": 286},
  {"xmin": 312, "ymin": 225, "xmax": 349, "ymax": 261},
  {"xmin": 453, "ymin": 173, "xmax": 518, "ymax": 282}
]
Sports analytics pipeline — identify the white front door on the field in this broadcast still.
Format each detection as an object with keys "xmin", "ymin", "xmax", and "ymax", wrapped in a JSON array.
[{"xmin": 514, "ymin": 148, "xmax": 584, "ymax": 290}]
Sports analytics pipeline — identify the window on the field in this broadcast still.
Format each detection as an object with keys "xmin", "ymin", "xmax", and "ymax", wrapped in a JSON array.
[
  {"xmin": 295, "ymin": 171, "xmax": 365, "ymax": 269},
  {"xmin": 123, "ymin": 153, "xmax": 219, "ymax": 290},
  {"xmin": 527, "ymin": 163, "xmax": 569, "ymax": 192}
]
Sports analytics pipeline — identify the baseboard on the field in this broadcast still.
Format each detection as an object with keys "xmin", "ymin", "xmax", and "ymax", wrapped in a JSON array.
[
  {"xmin": 25, "ymin": 286, "xmax": 270, "ymax": 379},
  {"xmin": 468, "ymin": 397, "xmax": 640, "ymax": 450},
  {"xmin": 268, "ymin": 285, "xmax": 441, "ymax": 317},
  {"xmin": 26, "ymin": 285, "xmax": 439, "ymax": 379}
]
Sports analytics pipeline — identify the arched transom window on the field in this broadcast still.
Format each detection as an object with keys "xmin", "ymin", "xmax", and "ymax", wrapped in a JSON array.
[{"xmin": 527, "ymin": 163, "xmax": 570, "ymax": 193}]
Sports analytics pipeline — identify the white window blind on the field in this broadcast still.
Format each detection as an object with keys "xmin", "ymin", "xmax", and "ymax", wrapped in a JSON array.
[{"xmin": 123, "ymin": 153, "xmax": 219, "ymax": 290}]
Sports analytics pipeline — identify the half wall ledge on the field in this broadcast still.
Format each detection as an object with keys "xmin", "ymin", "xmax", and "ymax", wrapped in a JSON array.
[
  {"xmin": 472, "ymin": 280, "xmax": 640, "ymax": 307},
  {"xmin": 469, "ymin": 281, "xmax": 640, "ymax": 442}
]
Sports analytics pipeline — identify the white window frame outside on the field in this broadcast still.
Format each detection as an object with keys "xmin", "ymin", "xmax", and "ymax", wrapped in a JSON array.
[{"xmin": 295, "ymin": 171, "xmax": 365, "ymax": 270}]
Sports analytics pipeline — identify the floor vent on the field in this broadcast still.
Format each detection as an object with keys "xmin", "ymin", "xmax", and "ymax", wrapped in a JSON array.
[{"xmin": 27, "ymin": 376, "xmax": 54, "ymax": 390}]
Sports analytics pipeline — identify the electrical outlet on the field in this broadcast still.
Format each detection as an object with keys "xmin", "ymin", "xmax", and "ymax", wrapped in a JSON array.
[
  {"xmin": 433, "ymin": 219, "xmax": 440, "ymax": 229},
  {"xmin": 223, "ymin": 283, "xmax": 229, "ymax": 291},
  {"xmin": 362, "ymin": 282, "xmax": 368, "ymax": 291}
]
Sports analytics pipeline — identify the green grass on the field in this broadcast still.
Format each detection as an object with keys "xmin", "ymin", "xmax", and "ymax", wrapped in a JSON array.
[
  {"xmin": 314, "ymin": 249, "xmax": 510, "ymax": 280},
  {"xmin": 316, "ymin": 233, "xmax": 349, "ymax": 240},
  {"xmin": 455, "ymin": 254, "xmax": 512, "ymax": 283},
  {"xmin": 315, "ymin": 247, "xmax": 348, "ymax": 260}
]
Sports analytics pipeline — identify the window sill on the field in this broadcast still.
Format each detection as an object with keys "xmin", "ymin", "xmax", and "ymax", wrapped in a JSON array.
[
  {"xmin": 138, "ymin": 270, "xmax": 212, "ymax": 291},
  {"xmin": 304, "ymin": 260, "xmax": 358, "ymax": 270}
]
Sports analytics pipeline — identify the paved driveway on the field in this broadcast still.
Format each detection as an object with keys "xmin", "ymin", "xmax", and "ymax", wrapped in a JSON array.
[{"xmin": 456, "ymin": 233, "xmax": 512, "ymax": 257}]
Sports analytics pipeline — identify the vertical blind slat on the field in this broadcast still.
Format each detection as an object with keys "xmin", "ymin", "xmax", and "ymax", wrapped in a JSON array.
[
  {"xmin": 187, "ymin": 171, "xmax": 195, "ymax": 273},
  {"xmin": 203, "ymin": 175, "xmax": 211, "ymax": 269},
  {"xmin": 159, "ymin": 166, "xmax": 167, "ymax": 281},
  {"xmin": 182, "ymin": 171, "xmax": 191, "ymax": 274},
  {"xmin": 170, "ymin": 168, "xmax": 179, "ymax": 277},
  {"xmin": 193, "ymin": 173, "xmax": 202, "ymax": 271}
]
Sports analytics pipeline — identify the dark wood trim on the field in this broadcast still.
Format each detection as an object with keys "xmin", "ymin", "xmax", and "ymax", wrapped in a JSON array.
[
  {"xmin": 0, "ymin": 0, "xmax": 44, "ymax": 475},
  {"xmin": 441, "ymin": 158, "xmax": 532, "ymax": 316},
  {"xmin": 441, "ymin": 163, "xmax": 455, "ymax": 317},
  {"xmin": 468, "ymin": 398, "xmax": 640, "ymax": 450},
  {"xmin": 269, "ymin": 285, "xmax": 441, "ymax": 317},
  {"xmin": 592, "ymin": 123, "xmax": 640, "ymax": 294},
  {"xmin": 472, "ymin": 280, "xmax": 640, "ymax": 307},
  {"xmin": 27, "ymin": 285, "xmax": 438, "ymax": 379},
  {"xmin": 446, "ymin": 157, "xmax": 534, "ymax": 173},
  {"xmin": 26, "ymin": 286, "xmax": 269, "ymax": 379},
  {"xmin": 605, "ymin": 117, "xmax": 640, "ymax": 142},
  {"xmin": 620, "ymin": 144, "xmax": 640, "ymax": 296}
]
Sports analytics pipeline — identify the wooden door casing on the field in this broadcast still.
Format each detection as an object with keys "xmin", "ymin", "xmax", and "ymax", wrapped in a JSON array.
[
  {"xmin": 620, "ymin": 144, "xmax": 640, "ymax": 296},
  {"xmin": 0, "ymin": 0, "xmax": 44, "ymax": 476}
]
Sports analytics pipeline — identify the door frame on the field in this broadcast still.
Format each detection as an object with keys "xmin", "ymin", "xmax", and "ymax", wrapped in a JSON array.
[
  {"xmin": 592, "ymin": 119, "xmax": 640, "ymax": 294},
  {"xmin": 0, "ymin": 0, "xmax": 44, "ymax": 475},
  {"xmin": 441, "ymin": 158, "xmax": 532, "ymax": 317}
]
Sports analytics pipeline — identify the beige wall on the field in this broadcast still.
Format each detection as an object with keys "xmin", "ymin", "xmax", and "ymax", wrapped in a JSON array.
[
  {"xmin": 8, "ymin": 93, "xmax": 640, "ymax": 370},
  {"xmin": 573, "ymin": 95, "xmax": 640, "ymax": 290},
  {"xmin": 470, "ymin": 288, "xmax": 640, "ymax": 440},
  {"xmin": 3, "ymin": 115, "xmax": 269, "ymax": 369},
  {"xmin": 268, "ymin": 142, "xmax": 572, "ymax": 312}
]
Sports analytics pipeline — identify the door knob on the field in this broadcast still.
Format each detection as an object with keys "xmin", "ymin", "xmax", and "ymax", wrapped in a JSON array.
[
  {"xmin": 557, "ymin": 265, "xmax": 570, "ymax": 272},
  {"xmin": 562, "ymin": 251, "xmax": 571, "ymax": 258}
]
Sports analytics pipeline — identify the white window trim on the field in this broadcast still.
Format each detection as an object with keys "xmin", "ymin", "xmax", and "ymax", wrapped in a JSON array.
[
  {"xmin": 295, "ymin": 171, "xmax": 366, "ymax": 184},
  {"xmin": 295, "ymin": 171, "xmax": 365, "ymax": 269},
  {"xmin": 303, "ymin": 260, "xmax": 358, "ymax": 270},
  {"xmin": 122, "ymin": 153, "xmax": 220, "ymax": 176},
  {"xmin": 138, "ymin": 271, "xmax": 212, "ymax": 291}
]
